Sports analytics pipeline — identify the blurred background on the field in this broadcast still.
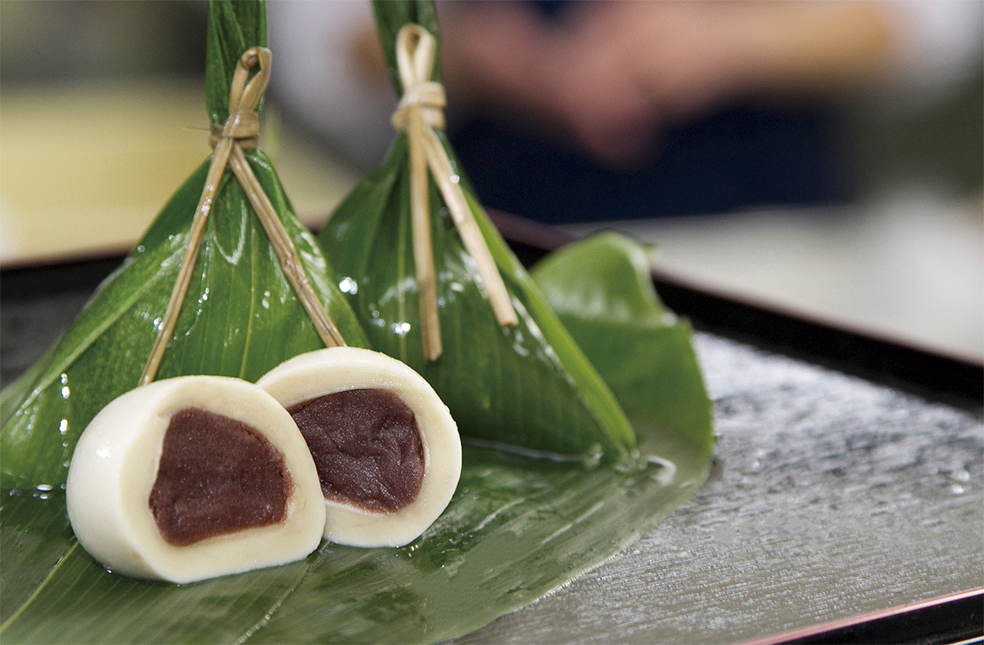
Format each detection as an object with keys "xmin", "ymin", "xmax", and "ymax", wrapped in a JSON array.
[{"xmin": 1, "ymin": 0, "xmax": 981, "ymax": 360}]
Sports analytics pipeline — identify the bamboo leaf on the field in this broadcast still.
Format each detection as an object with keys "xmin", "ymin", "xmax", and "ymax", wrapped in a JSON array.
[
  {"xmin": 2, "ymin": 442, "xmax": 711, "ymax": 643},
  {"xmin": 0, "ymin": 3, "xmax": 367, "ymax": 490},
  {"xmin": 318, "ymin": 6, "xmax": 636, "ymax": 462},
  {"xmin": 529, "ymin": 232, "xmax": 716, "ymax": 466},
  {"xmin": 0, "ymin": 225, "xmax": 713, "ymax": 645},
  {"xmin": 1, "ymin": 490, "xmax": 312, "ymax": 644},
  {"xmin": 206, "ymin": 0, "xmax": 267, "ymax": 125},
  {"xmin": 372, "ymin": 0, "xmax": 441, "ymax": 94},
  {"xmin": 1, "ymin": 153, "xmax": 367, "ymax": 490}
]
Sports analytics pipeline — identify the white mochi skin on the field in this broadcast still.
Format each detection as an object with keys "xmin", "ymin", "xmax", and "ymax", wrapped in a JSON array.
[
  {"xmin": 65, "ymin": 375, "xmax": 326, "ymax": 584},
  {"xmin": 257, "ymin": 347, "xmax": 462, "ymax": 548}
]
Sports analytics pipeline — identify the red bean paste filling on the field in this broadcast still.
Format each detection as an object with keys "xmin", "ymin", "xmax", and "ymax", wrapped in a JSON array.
[
  {"xmin": 149, "ymin": 407, "xmax": 292, "ymax": 547},
  {"xmin": 288, "ymin": 389, "xmax": 424, "ymax": 513}
]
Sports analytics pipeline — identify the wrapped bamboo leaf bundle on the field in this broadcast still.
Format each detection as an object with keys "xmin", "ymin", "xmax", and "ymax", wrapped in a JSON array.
[
  {"xmin": 0, "ymin": 0, "xmax": 368, "ymax": 489},
  {"xmin": 318, "ymin": 0, "xmax": 636, "ymax": 463}
]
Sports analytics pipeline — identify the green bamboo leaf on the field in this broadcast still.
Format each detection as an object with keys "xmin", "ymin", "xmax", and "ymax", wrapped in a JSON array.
[
  {"xmin": 206, "ymin": 0, "xmax": 267, "ymax": 125},
  {"xmin": 318, "ymin": 5, "xmax": 636, "ymax": 463},
  {"xmin": 530, "ymin": 232, "xmax": 716, "ymax": 466},
  {"xmin": 0, "ymin": 226, "xmax": 713, "ymax": 645},
  {"xmin": 1, "ymin": 438, "xmax": 711, "ymax": 643},
  {"xmin": 1, "ymin": 490, "xmax": 313, "ymax": 644},
  {"xmin": 0, "ymin": 4, "xmax": 367, "ymax": 490},
  {"xmin": 0, "ymin": 490, "xmax": 76, "ymax": 626},
  {"xmin": 372, "ymin": 0, "xmax": 441, "ymax": 94}
]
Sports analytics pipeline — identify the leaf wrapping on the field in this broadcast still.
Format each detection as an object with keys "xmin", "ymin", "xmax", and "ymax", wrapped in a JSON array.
[
  {"xmin": 0, "ymin": 0, "xmax": 367, "ymax": 488},
  {"xmin": 318, "ymin": 1, "xmax": 636, "ymax": 462},
  {"xmin": 1, "ymin": 232, "xmax": 714, "ymax": 644}
]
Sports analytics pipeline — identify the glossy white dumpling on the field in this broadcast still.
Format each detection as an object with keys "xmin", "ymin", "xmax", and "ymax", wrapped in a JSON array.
[
  {"xmin": 66, "ymin": 375, "xmax": 325, "ymax": 583},
  {"xmin": 257, "ymin": 347, "xmax": 461, "ymax": 547}
]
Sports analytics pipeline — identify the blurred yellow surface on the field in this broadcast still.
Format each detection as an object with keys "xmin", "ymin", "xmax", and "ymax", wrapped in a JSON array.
[{"xmin": 0, "ymin": 78, "xmax": 360, "ymax": 266}]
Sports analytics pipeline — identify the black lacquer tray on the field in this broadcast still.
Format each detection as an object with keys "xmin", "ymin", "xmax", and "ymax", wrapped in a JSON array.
[{"xmin": 2, "ymin": 214, "xmax": 981, "ymax": 644}]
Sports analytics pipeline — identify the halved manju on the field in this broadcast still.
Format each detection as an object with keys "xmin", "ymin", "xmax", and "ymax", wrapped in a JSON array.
[
  {"xmin": 66, "ymin": 376, "xmax": 325, "ymax": 583},
  {"xmin": 257, "ymin": 347, "xmax": 461, "ymax": 547}
]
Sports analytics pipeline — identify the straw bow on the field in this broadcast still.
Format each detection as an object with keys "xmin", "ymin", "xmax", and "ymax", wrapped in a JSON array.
[
  {"xmin": 391, "ymin": 24, "xmax": 518, "ymax": 362},
  {"xmin": 141, "ymin": 47, "xmax": 345, "ymax": 386}
]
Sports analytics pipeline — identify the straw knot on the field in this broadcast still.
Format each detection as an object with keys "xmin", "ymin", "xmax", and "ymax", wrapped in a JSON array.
[
  {"xmin": 392, "ymin": 81, "xmax": 446, "ymax": 132},
  {"xmin": 390, "ymin": 24, "xmax": 446, "ymax": 132},
  {"xmin": 208, "ymin": 47, "xmax": 271, "ymax": 149},
  {"xmin": 141, "ymin": 45, "xmax": 345, "ymax": 387},
  {"xmin": 208, "ymin": 115, "xmax": 260, "ymax": 149},
  {"xmin": 389, "ymin": 24, "xmax": 518, "ymax": 362},
  {"xmin": 208, "ymin": 118, "xmax": 260, "ymax": 149}
]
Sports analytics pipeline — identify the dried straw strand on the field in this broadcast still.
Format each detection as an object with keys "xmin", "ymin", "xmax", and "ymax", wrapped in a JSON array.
[{"xmin": 391, "ymin": 24, "xmax": 518, "ymax": 362}]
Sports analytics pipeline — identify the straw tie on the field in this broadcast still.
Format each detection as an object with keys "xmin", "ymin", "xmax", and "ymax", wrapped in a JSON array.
[
  {"xmin": 140, "ymin": 47, "xmax": 345, "ymax": 386},
  {"xmin": 391, "ymin": 24, "xmax": 518, "ymax": 362}
]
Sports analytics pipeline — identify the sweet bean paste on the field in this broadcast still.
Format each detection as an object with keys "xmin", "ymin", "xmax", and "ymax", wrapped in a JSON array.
[
  {"xmin": 288, "ymin": 389, "xmax": 424, "ymax": 513},
  {"xmin": 150, "ymin": 408, "xmax": 292, "ymax": 546}
]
